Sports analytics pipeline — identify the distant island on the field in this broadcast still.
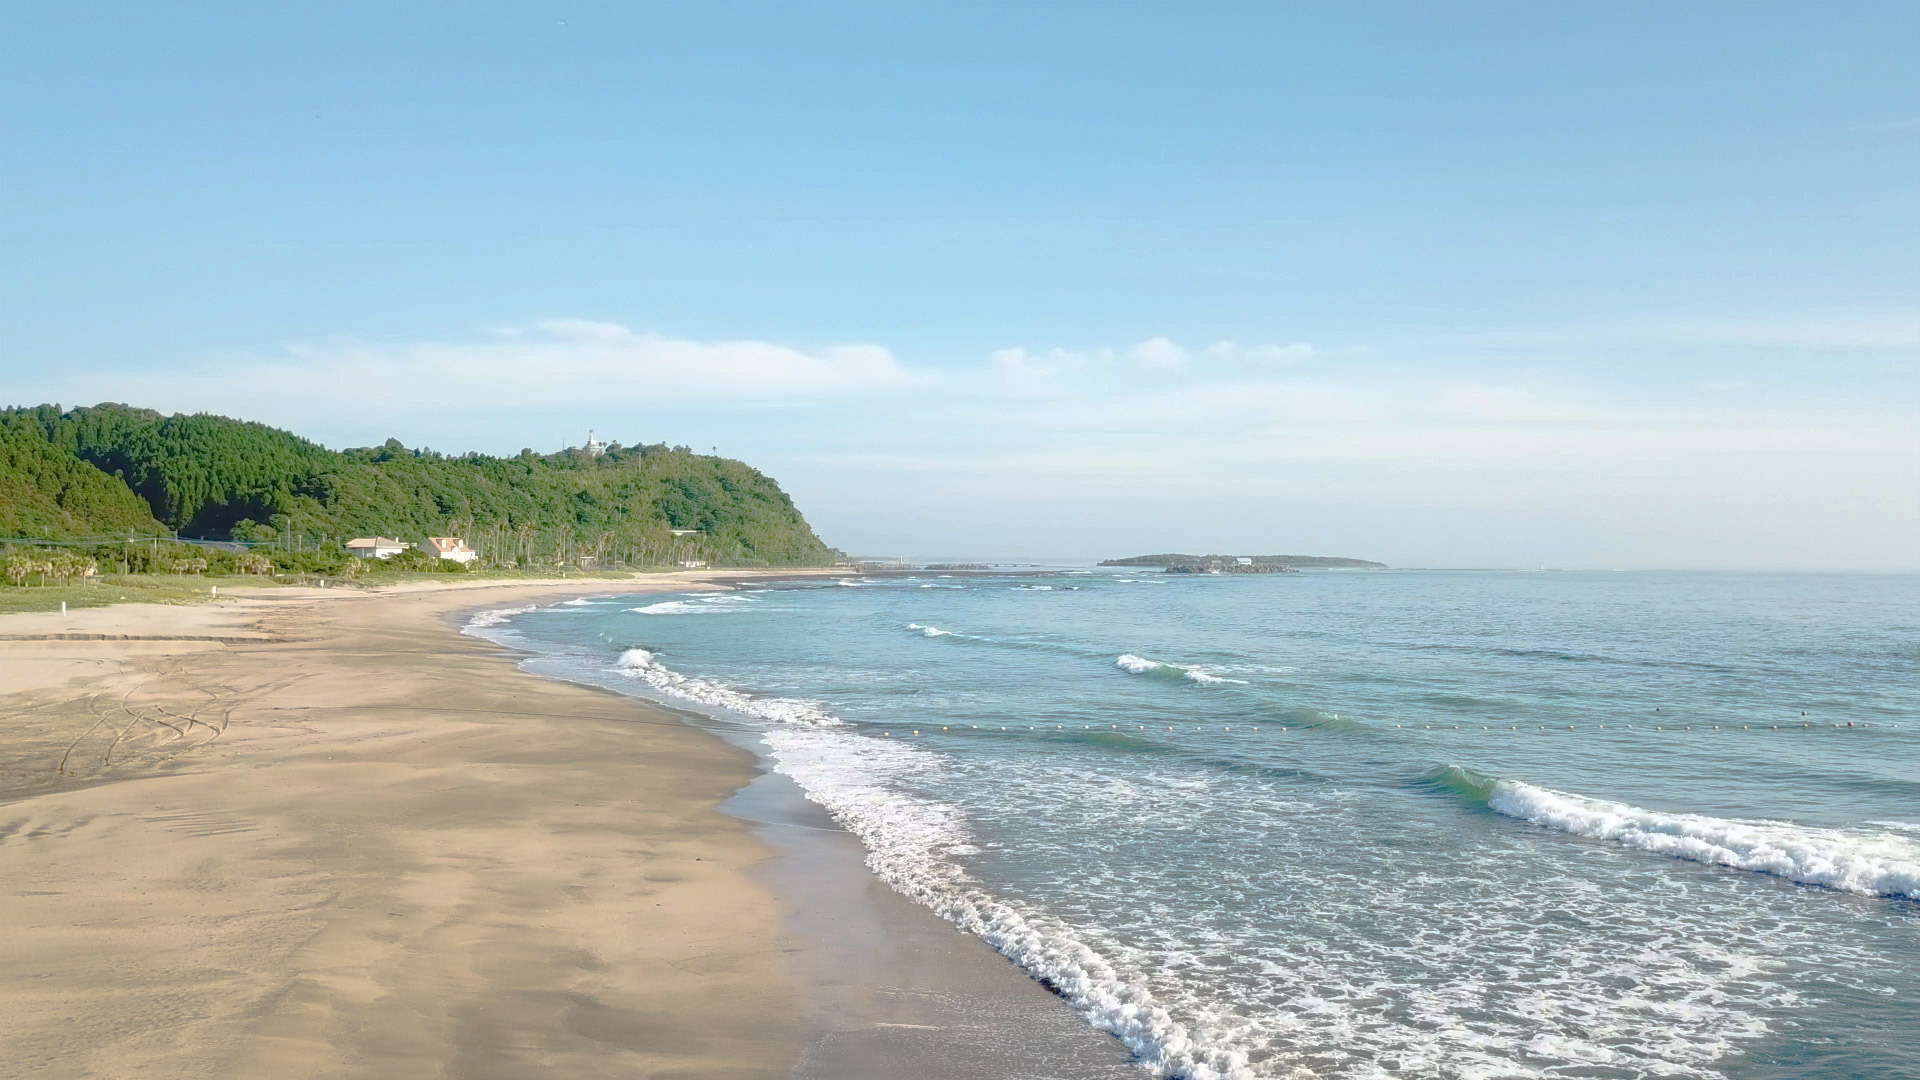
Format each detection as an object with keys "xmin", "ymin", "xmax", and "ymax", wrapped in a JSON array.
[{"xmin": 1101, "ymin": 553, "xmax": 1387, "ymax": 573}]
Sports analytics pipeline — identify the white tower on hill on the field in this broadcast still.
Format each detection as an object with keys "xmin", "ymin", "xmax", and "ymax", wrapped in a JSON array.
[{"xmin": 583, "ymin": 429, "xmax": 607, "ymax": 457}]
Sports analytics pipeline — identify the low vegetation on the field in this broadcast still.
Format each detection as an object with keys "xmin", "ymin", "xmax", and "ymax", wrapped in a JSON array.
[{"xmin": 0, "ymin": 572, "xmax": 268, "ymax": 615}]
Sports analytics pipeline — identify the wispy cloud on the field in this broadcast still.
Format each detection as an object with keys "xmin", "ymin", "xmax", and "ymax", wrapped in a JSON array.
[
  {"xmin": 55, "ymin": 320, "xmax": 919, "ymax": 414},
  {"xmin": 1466, "ymin": 314, "xmax": 1920, "ymax": 351},
  {"xmin": 987, "ymin": 336, "xmax": 1317, "ymax": 394}
]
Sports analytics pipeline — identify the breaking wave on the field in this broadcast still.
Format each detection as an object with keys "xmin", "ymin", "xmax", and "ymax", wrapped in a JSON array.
[
  {"xmin": 630, "ymin": 594, "xmax": 757, "ymax": 615},
  {"xmin": 906, "ymin": 622, "xmax": 954, "ymax": 638},
  {"xmin": 1420, "ymin": 764, "xmax": 1500, "ymax": 802},
  {"xmin": 1115, "ymin": 654, "xmax": 1247, "ymax": 686},
  {"xmin": 462, "ymin": 604, "xmax": 539, "ymax": 630},
  {"xmin": 1489, "ymin": 780, "xmax": 1920, "ymax": 899},
  {"xmin": 613, "ymin": 647, "xmax": 839, "ymax": 727}
]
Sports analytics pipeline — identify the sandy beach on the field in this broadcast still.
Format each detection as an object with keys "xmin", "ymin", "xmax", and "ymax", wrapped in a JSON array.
[{"xmin": 0, "ymin": 574, "xmax": 1135, "ymax": 1080}]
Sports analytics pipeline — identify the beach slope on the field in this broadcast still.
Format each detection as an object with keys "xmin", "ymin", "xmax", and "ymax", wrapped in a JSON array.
[{"xmin": 0, "ymin": 577, "xmax": 798, "ymax": 1079}]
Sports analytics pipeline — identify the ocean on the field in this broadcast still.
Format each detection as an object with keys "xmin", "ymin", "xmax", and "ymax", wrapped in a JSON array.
[{"xmin": 467, "ymin": 569, "xmax": 1918, "ymax": 1080}]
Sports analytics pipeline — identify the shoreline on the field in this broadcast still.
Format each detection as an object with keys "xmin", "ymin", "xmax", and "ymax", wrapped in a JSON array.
[
  {"xmin": 470, "ymin": 592, "xmax": 1142, "ymax": 1079},
  {"xmin": 0, "ymin": 572, "xmax": 1134, "ymax": 1078}
]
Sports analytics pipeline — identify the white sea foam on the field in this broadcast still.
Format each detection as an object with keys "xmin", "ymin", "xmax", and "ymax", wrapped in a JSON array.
[
  {"xmin": 1115, "ymin": 654, "xmax": 1248, "ymax": 685},
  {"xmin": 463, "ymin": 604, "xmax": 538, "ymax": 630},
  {"xmin": 630, "ymin": 594, "xmax": 757, "ymax": 615},
  {"xmin": 1489, "ymin": 781, "xmax": 1920, "ymax": 899},
  {"xmin": 631, "ymin": 601, "xmax": 710, "ymax": 614},
  {"xmin": 906, "ymin": 622, "xmax": 953, "ymax": 637},
  {"xmin": 601, "ymin": 639, "xmax": 1258, "ymax": 1077},
  {"xmin": 764, "ymin": 727, "xmax": 1256, "ymax": 1080},
  {"xmin": 613, "ymin": 648, "xmax": 839, "ymax": 727}
]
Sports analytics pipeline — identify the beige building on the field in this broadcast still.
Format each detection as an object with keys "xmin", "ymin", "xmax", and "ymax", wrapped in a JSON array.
[
  {"xmin": 423, "ymin": 537, "xmax": 478, "ymax": 564},
  {"xmin": 344, "ymin": 537, "xmax": 410, "ymax": 559}
]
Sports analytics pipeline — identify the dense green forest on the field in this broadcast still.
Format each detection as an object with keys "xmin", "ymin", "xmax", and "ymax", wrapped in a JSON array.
[
  {"xmin": 1, "ymin": 403, "xmax": 837, "ymax": 571},
  {"xmin": 0, "ymin": 413, "xmax": 167, "ymax": 538}
]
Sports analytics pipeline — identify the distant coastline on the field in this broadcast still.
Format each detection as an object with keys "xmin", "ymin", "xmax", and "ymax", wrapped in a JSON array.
[{"xmin": 1100, "ymin": 552, "xmax": 1388, "ymax": 571}]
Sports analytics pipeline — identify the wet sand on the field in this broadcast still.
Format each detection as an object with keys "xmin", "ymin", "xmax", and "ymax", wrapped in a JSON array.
[{"xmin": 0, "ymin": 575, "xmax": 1136, "ymax": 1079}]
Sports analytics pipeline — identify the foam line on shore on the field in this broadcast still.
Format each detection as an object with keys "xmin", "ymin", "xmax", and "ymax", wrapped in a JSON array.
[
  {"xmin": 605, "ymin": 642, "xmax": 1256, "ymax": 1078},
  {"xmin": 764, "ymin": 726, "xmax": 1256, "ymax": 1080}
]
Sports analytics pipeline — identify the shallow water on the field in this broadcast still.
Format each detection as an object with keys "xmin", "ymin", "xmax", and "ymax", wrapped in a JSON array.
[{"xmin": 475, "ymin": 570, "xmax": 1919, "ymax": 1079}]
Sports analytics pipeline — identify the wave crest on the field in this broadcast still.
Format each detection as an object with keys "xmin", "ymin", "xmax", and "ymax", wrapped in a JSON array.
[
  {"xmin": 613, "ymin": 647, "xmax": 839, "ymax": 727},
  {"xmin": 1420, "ymin": 764, "xmax": 1499, "ymax": 802},
  {"xmin": 1489, "ymin": 780, "xmax": 1920, "ymax": 899},
  {"xmin": 463, "ymin": 604, "xmax": 538, "ymax": 630},
  {"xmin": 1115, "ymin": 654, "xmax": 1247, "ymax": 686},
  {"xmin": 631, "ymin": 594, "xmax": 757, "ymax": 615}
]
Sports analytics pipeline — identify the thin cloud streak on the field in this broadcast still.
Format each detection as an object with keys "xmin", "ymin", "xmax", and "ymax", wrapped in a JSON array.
[
  {"xmin": 53, "ymin": 320, "xmax": 920, "ymax": 415},
  {"xmin": 1461, "ymin": 314, "xmax": 1920, "ymax": 351}
]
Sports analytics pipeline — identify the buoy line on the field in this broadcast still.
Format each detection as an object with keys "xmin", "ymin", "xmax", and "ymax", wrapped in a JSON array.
[{"xmin": 873, "ymin": 716, "xmax": 1888, "ymax": 741}]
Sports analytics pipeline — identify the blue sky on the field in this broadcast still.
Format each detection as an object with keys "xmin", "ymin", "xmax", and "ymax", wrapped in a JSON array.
[{"xmin": 4, "ymin": 3, "xmax": 1915, "ymax": 568}]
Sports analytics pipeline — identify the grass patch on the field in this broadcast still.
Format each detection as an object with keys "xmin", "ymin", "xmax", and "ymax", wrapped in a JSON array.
[
  {"xmin": 0, "ymin": 564, "xmax": 717, "ymax": 615},
  {"xmin": 0, "ymin": 574, "xmax": 277, "ymax": 614},
  {"xmin": 355, "ymin": 568, "xmax": 666, "ymax": 585}
]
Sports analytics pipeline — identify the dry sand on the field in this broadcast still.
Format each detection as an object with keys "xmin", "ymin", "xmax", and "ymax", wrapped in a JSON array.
[{"xmin": 0, "ymin": 575, "xmax": 1136, "ymax": 1080}]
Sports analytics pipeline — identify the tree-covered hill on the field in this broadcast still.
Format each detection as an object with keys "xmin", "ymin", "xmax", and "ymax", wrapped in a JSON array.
[
  {"xmin": 0, "ymin": 413, "xmax": 167, "ymax": 538},
  {"xmin": 1, "ymin": 403, "xmax": 836, "ymax": 566}
]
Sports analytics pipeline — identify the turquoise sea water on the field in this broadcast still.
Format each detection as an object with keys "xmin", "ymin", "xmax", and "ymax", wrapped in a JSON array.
[{"xmin": 471, "ymin": 570, "xmax": 1918, "ymax": 1079}]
